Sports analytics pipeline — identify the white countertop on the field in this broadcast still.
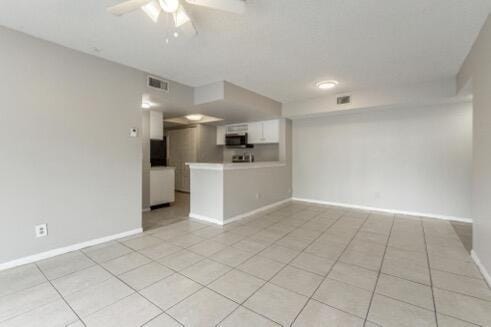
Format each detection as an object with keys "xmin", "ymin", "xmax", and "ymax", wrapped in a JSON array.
[{"xmin": 186, "ymin": 161, "xmax": 286, "ymax": 170}]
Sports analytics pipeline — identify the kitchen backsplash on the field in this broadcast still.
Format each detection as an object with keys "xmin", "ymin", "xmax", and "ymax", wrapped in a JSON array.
[{"xmin": 223, "ymin": 144, "xmax": 279, "ymax": 162}]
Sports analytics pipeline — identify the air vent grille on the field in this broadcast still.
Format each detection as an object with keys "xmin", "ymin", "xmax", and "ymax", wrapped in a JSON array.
[
  {"xmin": 337, "ymin": 95, "xmax": 351, "ymax": 105},
  {"xmin": 147, "ymin": 76, "xmax": 169, "ymax": 92}
]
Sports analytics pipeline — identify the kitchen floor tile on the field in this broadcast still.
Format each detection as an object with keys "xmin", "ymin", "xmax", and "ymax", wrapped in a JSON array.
[
  {"xmin": 51, "ymin": 265, "xmax": 112, "ymax": 296},
  {"xmin": 431, "ymin": 269, "xmax": 491, "ymax": 300},
  {"xmin": 181, "ymin": 259, "xmax": 231, "ymax": 285},
  {"xmin": 375, "ymin": 273, "xmax": 434, "ymax": 310},
  {"xmin": 210, "ymin": 247, "xmax": 256, "ymax": 267},
  {"xmin": 188, "ymin": 240, "xmax": 228, "ymax": 257},
  {"xmin": 101, "ymin": 252, "xmax": 151, "ymax": 275},
  {"xmin": 143, "ymin": 313, "xmax": 183, "ymax": 327},
  {"xmin": 138, "ymin": 242, "xmax": 181, "ymax": 260},
  {"xmin": 37, "ymin": 251, "xmax": 94, "ymax": 280},
  {"xmin": 258, "ymin": 244, "xmax": 300, "ymax": 263},
  {"xmin": 82, "ymin": 242, "xmax": 133, "ymax": 264},
  {"xmin": 0, "ymin": 299, "xmax": 78, "ymax": 327},
  {"xmin": 157, "ymin": 249, "xmax": 204, "ymax": 271},
  {"xmin": 433, "ymin": 288, "xmax": 491, "ymax": 326},
  {"xmin": 290, "ymin": 253, "xmax": 335, "ymax": 276},
  {"xmin": 328, "ymin": 262, "xmax": 378, "ymax": 291},
  {"xmin": 0, "ymin": 264, "xmax": 46, "ymax": 298}
]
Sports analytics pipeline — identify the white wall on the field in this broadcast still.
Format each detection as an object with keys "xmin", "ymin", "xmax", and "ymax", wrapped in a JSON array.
[
  {"xmin": 292, "ymin": 102, "xmax": 472, "ymax": 220},
  {"xmin": 0, "ymin": 27, "xmax": 145, "ymax": 265},
  {"xmin": 458, "ymin": 14, "xmax": 491, "ymax": 279}
]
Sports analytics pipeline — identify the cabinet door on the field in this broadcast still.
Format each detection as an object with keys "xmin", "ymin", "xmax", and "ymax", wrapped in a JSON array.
[
  {"xmin": 216, "ymin": 126, "xmax": 226, "ymax": 145},
  {"xmin": 262, "ymin": 120, "xmax": 280, "ymax": 143},
  {"xmin": 247, "ymin": 122, "xmax": 263, "ymax": 144},
  {"xmin": 149, "ymin": 111, "xmax": 164, "ymax": 140}
]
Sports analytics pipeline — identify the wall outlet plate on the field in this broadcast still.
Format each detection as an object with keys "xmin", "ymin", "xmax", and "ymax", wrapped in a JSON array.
[
  {"xmin": 35, "ymin": 224, "xmax": 48, "ymax": 238},
  {"xmin": 130, "ymin": 128, "xmax": 138, "ymax": 137}
]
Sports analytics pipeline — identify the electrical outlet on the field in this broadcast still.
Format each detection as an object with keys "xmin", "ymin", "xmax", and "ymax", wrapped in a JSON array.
[
  {"xmin": 35, "ymin": 224, "xmax": 48, "ymax": 238},
  {"xmin": 129, "ymin": 128, "xmax": 138, "ymax": 137}
]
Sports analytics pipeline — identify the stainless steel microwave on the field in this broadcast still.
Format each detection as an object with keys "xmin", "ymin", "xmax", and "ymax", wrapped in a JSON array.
[{"xmin": 225, "ymin": 133, "xmax": 249, "ymax": 147}]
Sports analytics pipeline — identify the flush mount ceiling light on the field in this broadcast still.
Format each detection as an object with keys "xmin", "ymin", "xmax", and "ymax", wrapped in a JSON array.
[
  {"xmin": 316, "ymin": 80, "xmax": 339, "ymax": 90},
  {"xmin": 141, "ymin": 101, "xmax": 152, "ymax": 109},
  {"xmin": 186, "ymin": 114, "xmax": 204, "ymax": 121}
]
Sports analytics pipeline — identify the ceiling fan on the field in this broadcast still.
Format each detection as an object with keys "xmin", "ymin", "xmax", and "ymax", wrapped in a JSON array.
[{"xmin": 107, "ymin": 0, "xmax": 246, "ymax": 39}]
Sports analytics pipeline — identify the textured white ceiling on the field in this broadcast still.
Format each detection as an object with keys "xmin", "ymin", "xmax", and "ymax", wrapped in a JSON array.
[{"xmin": 0, "ymin": 0, "xmax": 490, "ymax": 103}]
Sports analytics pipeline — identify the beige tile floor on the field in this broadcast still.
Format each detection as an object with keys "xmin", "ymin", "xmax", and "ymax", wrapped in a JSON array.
[{"xmin": 1, "ymin": 200, "xmax": 490, "ymax": 327}]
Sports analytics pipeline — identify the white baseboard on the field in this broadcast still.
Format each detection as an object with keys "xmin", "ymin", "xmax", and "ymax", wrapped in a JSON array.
[
  {"xmin": 142, "ymin": 207, "xmax": 151, "ymax": 213},
  {"xmin": 0, "ymin": 228, "xmax": 143, "ymax": 271},
  {"xmin": 189, "ymin": 213, "xmax": 223, "ymax": 225},
  {"xmin": 291, "ymin": 197, "xmax": 472, "ymax": 223},
  {"xmin": 190, "ymin": 198, "xmax": 292, "ymax": 226},
  {"xmin": 224, "ymin": 198, "xmax": 292, "ymax": 224},
  {"xmin": 471, "ymin": 250, "xmax": 491, "ymax": 287}
]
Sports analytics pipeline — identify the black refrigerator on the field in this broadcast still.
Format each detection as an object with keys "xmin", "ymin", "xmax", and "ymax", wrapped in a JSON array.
[{"xmin": 150, "ymin": 137, "xmax": 167, "ymax": 167}]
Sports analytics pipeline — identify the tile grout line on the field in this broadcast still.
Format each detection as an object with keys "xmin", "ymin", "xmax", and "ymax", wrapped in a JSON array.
[
  {"xmin": 291, "ymin": 210, "xmax": 375, "ymax": 326},
  {"xmin": 33, "ymin": 263, "xmax": 87, "ymax": 327},
  {"xmin": 361, "ymin": 213, "xmax": 395, "ymax": 327},
  {"xmin": 421, "ymin": 218, "xmax": 440, "ymax": 327},
  {"xmin": 214, "ymin": 205, "xmax": 344, "ymax": 326}
]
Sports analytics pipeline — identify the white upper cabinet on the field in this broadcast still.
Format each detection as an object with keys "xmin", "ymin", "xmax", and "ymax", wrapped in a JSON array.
[
  {"xmin": 217, "ymin": 119, "xmax": 280, "ymax": 145},
  {"xmin": 216, "ymin": 126, "xmax": 226, "ymax": 145},
  {"xmin": 149, "ymin": 111, "xmax": 164, "ymax": 140},
  {"xmin": 261, "ymin": 120, "xmax": 280, "ymax": 143}
]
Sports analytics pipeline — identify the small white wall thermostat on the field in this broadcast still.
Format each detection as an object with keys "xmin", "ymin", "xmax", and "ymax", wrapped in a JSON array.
[{"xmin": 130, "ymin": 128, "xmax": 138, "ymax": 137}]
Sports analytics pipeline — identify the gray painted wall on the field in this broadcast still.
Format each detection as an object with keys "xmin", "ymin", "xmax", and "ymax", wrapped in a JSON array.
[
  {"xmin": 458, "ymin": 15, "xmax": 491, "ymax": 275},
  {"xmin": 0, "ymin": 27, "xmax": 145, "ymax": 264},
  {"xmin": 292, "ymin": 102, "xmax": 472, "ymax": 219}
]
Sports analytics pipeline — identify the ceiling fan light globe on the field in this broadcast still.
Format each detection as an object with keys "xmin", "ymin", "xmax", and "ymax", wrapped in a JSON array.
[{"xmin": 159, "ymin": 0, "xmax": 180, "ymax": 13}]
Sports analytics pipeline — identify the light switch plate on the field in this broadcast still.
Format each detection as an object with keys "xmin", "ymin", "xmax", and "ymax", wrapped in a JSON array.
[{"xmin": 130, "ymin": 128, "xmax": 138, "ymax": 137}]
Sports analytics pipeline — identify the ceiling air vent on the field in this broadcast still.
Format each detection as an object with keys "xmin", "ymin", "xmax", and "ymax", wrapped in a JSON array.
[
  {"xmin": 337, "ymin": 95, "xmax": 351, "ymax": 105},
  {"xmin": 147, "ymin": 76, "xmax": 169, "ymax": 92}
]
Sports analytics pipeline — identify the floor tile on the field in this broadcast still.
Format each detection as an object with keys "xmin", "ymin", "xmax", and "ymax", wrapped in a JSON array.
[
  {"xmin": 436, "ymin": 313, "xmax": 479, "ymax": 326},
  {"xmin": 238, "ymin": 256, "xmax": 285, "ymax": 280},
  {"xmin": 429, "ymin": 255, "xmax": 482, "ymax": 279},
  {"xmin": 51, "ymin": 265, "xmax": 112, "ymax": 296},
  {"xmin": 431, "ymin": 269, "xmax": 491, "ymax": 300},
  {"xmin": 140, "ymin": 273, "xmax": 202, "ymax": 310},
  {"xmin": 368, "ymin": 294, "xmax": 436, "ymax": 327},
  {"xmin": 209, "ymin": 269, "xmax": 264, "ymax": 303},
  {"xmin": 83, "ymin": 242, "xmax": 133, "ymax": 263},
  {"xmin": 138, "ymin": 242, "xmax": 182, "ymax": 260},
  {"xmin": 37, "ymin": 251, "xmax": 94, "ymax": 280},
  {"xmin": 433, "ymin": 288, "xmax": 491, "ymax": 326},
  {"xmin": 210, "ymin": 232, "xmax": 246, "ymax": 245},
  {"xmin": 376, "ymin": 273, "xmax": 434, "ymax": 310},
  {"xmin": 304, "ymin": 240, "xmax": 345, "ymax": 260},
  {"xmin": 210, "ymin": 247, "xmax": 256, "ymax": 267},
  {"xmin": 232, "ymin": 239, "xmax": 269, "ymax": 253},
  {"xmin": 313, "ymin": 278, "xmax": 372, "ymax": 318},
  {"xmin": 167, "ymin": 288, "xmax": 238, "ymax": 327},
  {"xmin": 65, "ymin": 277, "xmax": 134, "ymax": 317},
  {"xmin": 328, "ymin": 262, "xmax": 378, "ymax": 291},
  {"xmin": 275, "ymin": 236, "xmax": 311, "ymax": 251},
  {"xmin": 0, "ymin": 282, "xmax": 60, "ymax": 322},
  {"xmin": 0, "ymin": 264, "xmax": 46, "ymax": 298},
  {"xmin": 167, "ymin": 233, "xmax": 205, "ymax": 248},
  {"xmin": 258, "ymin": 244, "xmax": 300, "ymax": 263},
  {"xmin": 83, "ymin": 293, "xmax": 161, "ymax": 327},
  {"xmin": 290, "ymin": 253, "xmax": 335, "ymax": 276},
  {"xmin": 188, "ymin": 240, "xmax": 228, "ymax": 257},
  {"xmin": 293, "ymin": 299, "xmax": 364, "ymax": 327},
  {"xmin": 122, "ymin": 235, "xmax": 164, "ymax": 251},
  {"xmin": 119, "ymin": 262, "xmax": 173, "ymax": 290},
  {"xmin": 157, "ymin": 249, "xmax": 204, "ymax": 271},
  {"xmin": 143, "ymin": 313, "xmax": 182, "ymax": 326},
  {"xmin": 244, "ymin": 283, "xmax": 308, "ymax": 326},
  {"xmin": 339, "ymin": 248, "xmax": 383, "ymax": 271},
  {"xmin": 270, "ymin": 265, "xmax": 323, "ymax": 296},
  {"xmin": 381, "ymin": 255, "xmax": 430, "ymax": 285},
  {"xmin": 0, "ymin": 299, "xmax": 78, "ymax": 327},
  {"xmin": 181, "ymin": 259, "xmax": 231, "ymax": 285},
  {"xmin": 218, "ymin": 306, "xmax": 280, "ymax": 327},
  {"xmin": 102, "ymin": 252, "xmax": 151, "ymax": 275}
]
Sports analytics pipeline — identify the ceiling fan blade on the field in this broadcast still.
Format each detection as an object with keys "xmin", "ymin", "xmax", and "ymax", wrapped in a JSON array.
[
  {"xmin": 185, "ymin": 0, "xmax": 245, "ymax": 14},
  {"xmin": 107, "ymin": 0, "xmax": 152, "ymax": 16},
  {"xmin": 173, "ymin": 5, "xmax": 191, "ymax": 27},
  {"xmin": 141, "ymin": 0, "xmax": 162, "ymax": 22}
]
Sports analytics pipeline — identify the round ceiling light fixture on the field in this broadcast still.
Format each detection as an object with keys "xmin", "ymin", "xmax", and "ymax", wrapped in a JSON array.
[
  {"xmin": 141, "ymin": 101, "xmax": 151, "ymax": 109},
  {"xmin": 186, "ymin": 114, "xmax": 204, "ymax": 121},
  {"xmin": 159, "ymin": 0, "xmax": 180, "ymax": 13},
  {"xmin": 316, "ymin": 80, "xmax": 339, "ymax": 90}
]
